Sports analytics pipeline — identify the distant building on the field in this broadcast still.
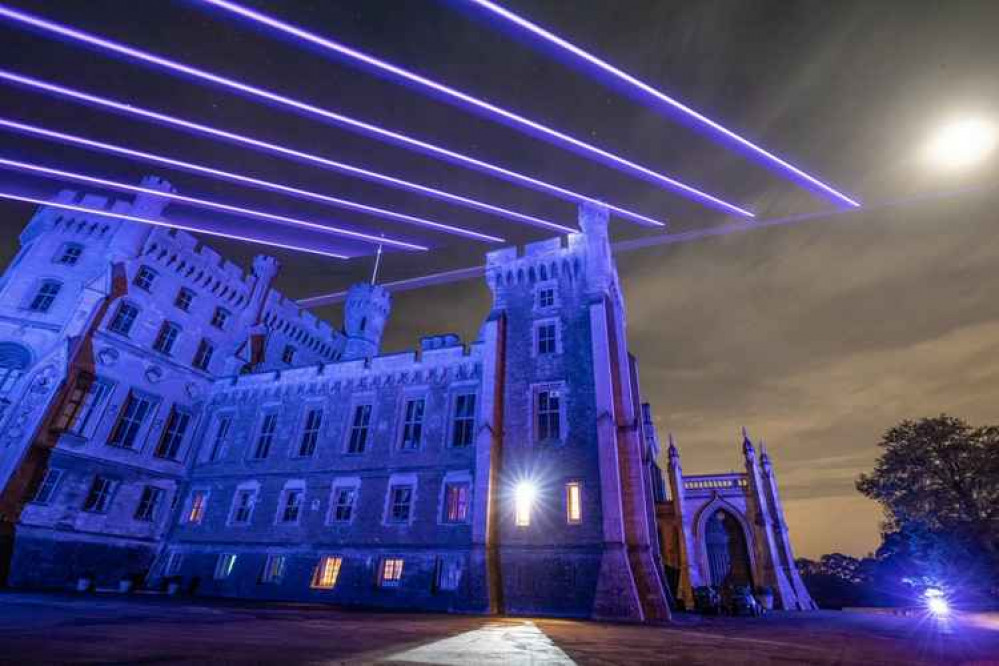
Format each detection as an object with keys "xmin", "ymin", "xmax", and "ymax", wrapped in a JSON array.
[{"xmin": 0, "ymin": 179, "xmax": 813, "ymax": 619}]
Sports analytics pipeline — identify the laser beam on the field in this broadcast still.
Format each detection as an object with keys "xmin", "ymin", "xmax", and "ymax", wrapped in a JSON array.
[
  {"xmin": 0, "ymin": 117, "xmax": 504, "ymax": 244},
  {"xmin": 0, "ymin": 157, "xmax": 428, "ymax": 251},
  {"xmin": 465, "ymin": 0, "xmax": 860, "ymax": 209},
  {"xmin": 0, "ymin": 190, "xmax": 348, "ymax": 259},
  {"xmin": 198, "ymin": 0, "xmax": 754, "ymax": 218},
  {"xmin": 0, "ymin": 69, "xmax": 570, "ymax": 235},
  {"xmin": 0, "ymin": 3, "xmax": 664, "ymax": 228}
]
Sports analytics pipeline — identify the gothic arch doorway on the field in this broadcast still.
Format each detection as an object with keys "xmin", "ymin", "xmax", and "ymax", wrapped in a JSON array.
[{"xmin": 704, "ymin": 509, "xmax": 752, "ymax": 587}]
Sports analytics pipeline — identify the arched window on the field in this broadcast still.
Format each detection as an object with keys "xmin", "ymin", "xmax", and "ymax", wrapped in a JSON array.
[
  {"xmin": 0, "ymin": 342, "xmax": 31, "ymax": 395},
  {"xmin": 29, "ymin": 279, "xmax": 62, "ymax": 313}
]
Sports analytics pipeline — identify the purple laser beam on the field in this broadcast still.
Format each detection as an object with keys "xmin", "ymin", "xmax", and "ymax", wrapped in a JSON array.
[
  {"xmin": 0, "ymin": 3, "xmax": 664, "ymax": 228},
  {"xmin": 0, "ymin": 190, "xmax": 348, "ymax": 259},
  {"xmin": 0, "ymin": 157, "xmax": 428, "ymax": 251},
  {"xmin": 465, "ymin": 0, "xmax": 860, "ymax": 209},
  {"xmin": 0, "ymin": 69, "xmax": 569, "ymax": 235},
  {"xmin": 198, "ymin": 0, "xmax": 755, "ymax": 218},
  {"xmin": 0, "ymin": 117, "xmax": 505, "ymax": 244}
]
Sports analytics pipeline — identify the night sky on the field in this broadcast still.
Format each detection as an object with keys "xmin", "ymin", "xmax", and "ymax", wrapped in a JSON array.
[{"xmin": 1, "ymin": 0, "xmax": 997, "ymax": 558}]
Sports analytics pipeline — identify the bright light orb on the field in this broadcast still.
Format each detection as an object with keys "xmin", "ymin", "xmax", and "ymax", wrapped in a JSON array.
[
  {"xmin": 514, "ymin": 482, "xmax": 537, "ymax": 527},
  {"xmin": 927, "ymin": 596, "xmax": 950, "ymax": 617},
  {"xmin": 924, "ymin": 117, "xmax": 998, "ymax": 170}
]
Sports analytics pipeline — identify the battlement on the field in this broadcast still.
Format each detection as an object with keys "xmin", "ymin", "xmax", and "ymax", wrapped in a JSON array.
[{"xmin": 683, "ymin": 473, "xmax": 748, "ymax": 495}]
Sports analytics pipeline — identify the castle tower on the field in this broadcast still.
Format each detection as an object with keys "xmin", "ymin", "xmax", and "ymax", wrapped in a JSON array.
[
  {"xmin": 341, "ymin": 282, "xmax": 391, "ymax": 360},
  {"xmin": 113, "ymin": 176, "xmax": 175, "ymax": 260}
]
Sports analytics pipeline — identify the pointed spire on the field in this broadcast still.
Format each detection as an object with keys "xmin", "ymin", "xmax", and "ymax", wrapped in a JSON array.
[
  {"xmin": 760, "ymin": 440, "xmax": 771, "ymax": 465},
  {"xmin": 742, "ymin": 426, "xmax": 755, "ymax": 457},
  {"xmin": 667, "ymin": 432, "xmax": 679, "ymax": 459}
]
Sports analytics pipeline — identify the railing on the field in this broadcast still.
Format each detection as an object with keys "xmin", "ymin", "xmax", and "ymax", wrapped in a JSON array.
[{"xmin": 683, "ymin": 475, "xmax": 748, "ymax": 491}]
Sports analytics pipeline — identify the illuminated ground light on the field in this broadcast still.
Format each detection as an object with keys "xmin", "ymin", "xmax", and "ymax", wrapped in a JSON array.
[
  {"xmin": 924, "ymin": 117, "xmax": 997, "ymax": 170},
  {"xmin": 198, "ymin": 0, "xmax": 755, "ymax": 218},
  {"xmin": 924, "ymin": 588, "xmax": 951, "ymax": 618},
  {"xmin": 0, "ymin": 117, "xmax": 503, "ymax": 243},
  {"xmin": 0, "ymin": 69, "xmax": 570, "ymax": 234},
  {"xmin": 386, "ymin": 621, "xmax": 576, "ymax": 666},
  {"xmin": 0, "ymin": 3, "xmax": 664, "ymax": 228}
]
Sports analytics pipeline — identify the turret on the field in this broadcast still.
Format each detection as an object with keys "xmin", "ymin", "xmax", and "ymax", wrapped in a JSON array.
[
  {"xmin": 114, "ymin": 176, "xmax": 175, "ymax": 259},
  {"xmin": 578, "ymin": 202, "xmax": 615, "ymax": 294},
  {"xmin": 341, "ymin": 282, "xmax": 391, "ymax": 360}
]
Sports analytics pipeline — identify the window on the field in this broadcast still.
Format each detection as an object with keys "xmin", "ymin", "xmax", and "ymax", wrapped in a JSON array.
[
  {"xmin": 298, "ymin": 408, "xmax": 322, "ymax": 457},
  {"xmin": 29, "ymin": 280, "xmax": 61, "ymax": 313},
  {"xmin": 153, "ymin": 321, "xmax": 181, "ymax": 355},
  {"xmin": 211, "ymin": 306, "xmax": 230, "ymax": 330},
  {"xmin": 451, "ymin": 394, "xmax": 476, "ymax": 448},
  {"xmin": 192, "ymin": 338, "xmax": 214, "ymax": 371},
  {"xmin": 536, "ymin": 322, "xmax": 558, "ymax": 355},
  {"xmin": 133, "ymin": 265, "xmax": 157, "ymax": 291},
  {"xmin": 387, "ymin": 485, "xmax": 413, "ymax": 524},
  {"xmin": 108, "ymin": 302, "xmax": 139, "ymax": 336},
  {"xmin": 380, "ymin": 558, "xmax": 404, "ymax": 587},
  {"xmin": 566, "ymin": 482, "xmax": 582, "ymax": 525},
  {"xmin": 164, "ymin": 551, "xmax": 183, "ymax": 576},
  {"xmin": 82, "ymin": 476, "xmax": 115, "ymax": 513},
  {"xmin": 260, "ymin": 555, "xmax": 285, "ymax": 583},
  {"xmin": 311, "ymin": 556, "xmax": 343, "ymax": 590},
  {"xmin": 56, "ymin": 243, "xmax": 83, "ymax": 266},
  {"xmin": 208, "ymin": 415, "xmax": 232, "ymax": 462},
  {"xmin": 399, "ymin": 398, "xmax": 424, "ymax": 451},
  {"xmin": 214, "ymin": 553, "xmax": 237, "ymax": 580},
  {"xmin": 54, "ymin": 373, "xmax": 113, "ymax": 435},
  {"xmin": 230, "ymin": 488, "xmax": 257, "ymax": 525},
  {"xmin": 330, "ymin": 486, "xmax": 357, "ymax": 524},
  {"xmin": 154, "ymin": 407, "xmax": 191, "ymax": 460},
  {"xmin": 537, "ymin": 388, "xmax": 562, "ymax": 442},
  {"xmin": 434, "ymin": 556, "xmax": 462, "ymax": 592},
  {"xmin": 278, "ymin": 488, "xmax": 304, "ymax": 524},
  {"xmin": 346, "ymin": 404, "xmax": 371, "ymax": 453},
  {"xmin": 134, "ymin": 485, "xmax": 165, "ymax": 522},
  {"xmin": 537, "ymin": 286, "xmax": 556, "ymax": 308},
  {"xmin": 29, "ymin": 468, "xmax": 64, "ymax": 505},
  {"xmin": 442, "ymin": 482, "xmax": 470, "ymax": 524},
  {"xmin": 282, "ymin": 345, "xmax": 296, "ymax": 365},
  {"xmin": 108, "ymin": 392, "xmax": 154, "ymax": 450},
  {"xmin": 174, "ymin": 288, "xmax": 194, "ymax": 312},
  {"xmin": 252, "ymin": 414, "xmax": 278, "ymax": 459},
  {"xmin": 186, "ymin": 490, "xmax": 208, "ymax": 524}
]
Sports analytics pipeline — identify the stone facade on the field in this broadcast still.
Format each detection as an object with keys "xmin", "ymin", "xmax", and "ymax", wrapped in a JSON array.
[{"xmin": 0, "ymin": 178, "xmax": 811, "ymax": 620}]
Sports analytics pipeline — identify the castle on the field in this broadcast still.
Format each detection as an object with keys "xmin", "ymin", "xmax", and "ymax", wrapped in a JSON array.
[{"xmin": 0, "ymin": 177, "xmax": 813, "ymax": 620}]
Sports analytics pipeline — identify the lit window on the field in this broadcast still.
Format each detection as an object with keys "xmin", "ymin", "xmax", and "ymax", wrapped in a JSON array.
[
  {"xmin": 56, "ymin": 243, "xmax": 83, "ymax": 266},
  {"xmin": 442, "ymin": 482, "xmax": 470, "ymax": 524},
  {"xmin": 108, "ymin": 302, "xmax": 139, "ymax": 336},
  {"xmin": 298, "ymin": 408, "xmax": 322, "ymax": 457},
  {"xmin": 434, "ymin": 556, "xmax": 462, "ymax": 592},
  {"xmin": 399, "ymin": 398, "xmax": 424, "ymax": 451},
  {"xmin": 252, "ymin": 414, "xmax": 278, "ymax": 459},
  {"xmin": 387, "ymin": 485, "xmax": 413, "ymax": 524},
  {"xmin": 134, "ymin": 485, "xmax": 165, "ymax": 522},
  {"xmin": 214, "ymin": 553, "xmax": 237, "ymax": 580},
  {"xmin": 311, "ymin": 556, "xmax": 343, "ymax": 589},
  {"xmin": 211, "ymin": 307, "xmax": 230, "ymax": 330},
  {"xmin": 537, "ymin": 286, "xmax": 555, "ymax": 308},
  {"xmin": 186, "ymin": 490, "xmax": 208, "ymax": 524},
  {"xmin": 164, "ymin": 551, "xmax": 183, "ymax": 576},
  {"xmin": 566, "ymin": 482, "xmax": 582, "ymax": 525},
  {"xmin": 451, "ymin": 394, "xmax": 476, "ymax": 448},
  {"xmin": 537, "ymin": 389, "xmax": 561, "ymax": 442},
  {"xmin": 208, "ymin": 415, "xmax": 232, "ymax": 462},
  {"xmin": 278, "ymin": 488, "xmax": 304, "ymax": 524},
  {"xmin": 347, "ymin": 404, "xmax": 371, "ymax": 453},
  {"xmin": 282, "ymin": 345, "xmax": 296, "ymax": 365},
  {"xmin": 380, "ymin": 557, "xmax": 404, "ymax": 587},
  {"xmin": 330, "ymin": 486, "xmax": 357, "ymax": 524},
  {"xmin": 192, "ymin": 338, "xmax": 214, "ymax": 371},
  {"xmin": 515, "ymin": 482, "xmax": 535, "ymax": 527},
  {"xmin": 230, "ymin": 488, "xmax": 257, "ymax": 525},
  {"xmin": 29, "ymin": 280, "xmax": 61, "ymax": 313},
  {"xmin": 154, "ymin": 407, "xmax": 191, "ymax": 460},
  {"xmin": 54, "ymin": 373, "xmax": 113, "ymax": 436},
  {"xmin": 536, "ymin": 322, "xmax": 557, "ymax": 355},
  {"xmin": 133, "ymin": 265, "xmax": 157, "ymax": 291},
  {"xmin": 108, "ymin": 392, "xmax": 154, "ymax": 449},
  {"xmin": 153, "ymin": 321, "xmax": 181, "ymax": 355},
  {"xmin": 174, "ymin": 288, "xmax": 195, "ymax": 312},
  {"xmin": 82, "ymin": 475, "xmax": 116, "ymax": 513},
  {"xmin": 29, "ymin": 468, "xmax": 64, "ymax": 505},
  {"xmin": 260, "ymin": 555, "xmax": 285, "ymax": 583}
]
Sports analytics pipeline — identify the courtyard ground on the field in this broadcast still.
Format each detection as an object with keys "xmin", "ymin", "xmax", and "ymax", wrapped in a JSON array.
[{"xmin": 0, "ymin": 591, "xmax": 996, "ymax": 665}]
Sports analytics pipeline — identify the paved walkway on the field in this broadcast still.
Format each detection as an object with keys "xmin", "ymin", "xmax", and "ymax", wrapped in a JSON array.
[{"xmin": 0, "ymin": 592, "xmax": 995, "ymax": 665}]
